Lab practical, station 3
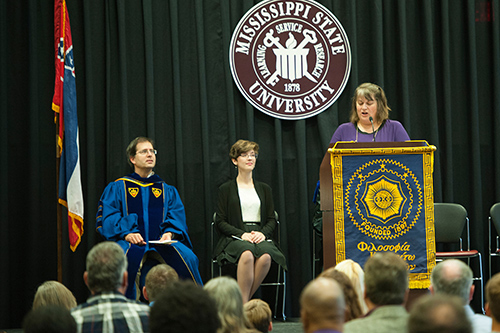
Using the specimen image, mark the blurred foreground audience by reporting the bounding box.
[300,277,345,333]
[430,259,490,333]
[244,299,273,333]
[485,272,500,332]
[143,263,179,306]
[408,294,472,333]
[150,280,220,333]
[32,280,77,310]
[204,276,259,333]
[23,305,76,333]
[71,241,150,332]
[344,252,409,333]
[334,259,368,314]
[319,267,363,322]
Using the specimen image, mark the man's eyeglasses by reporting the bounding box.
[136,149,157,155]
[240,153,258,159]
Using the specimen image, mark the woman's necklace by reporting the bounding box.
[356,123,379,142]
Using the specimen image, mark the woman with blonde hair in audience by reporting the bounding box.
[32,280,77,310]
[334,259,368,313]
[319,267,363,322]
[204,276,259,333]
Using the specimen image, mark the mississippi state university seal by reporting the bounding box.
[229,0,351,120]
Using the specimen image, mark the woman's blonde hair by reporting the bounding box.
[32,280,77,310]
[319,267,363,321]
[334,259,368,314]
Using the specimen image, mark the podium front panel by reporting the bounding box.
[328,142,436,288]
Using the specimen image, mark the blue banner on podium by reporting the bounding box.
[330,141,436,288]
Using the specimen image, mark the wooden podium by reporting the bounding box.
[319,141,436,288]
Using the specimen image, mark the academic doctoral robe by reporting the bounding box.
[96,173,202,299]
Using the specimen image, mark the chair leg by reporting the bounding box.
[271,264,286,321]
[489,220,492,280]
[478,252,484,314]
[281,270,286,321]
[312,230,316,278]
[273,264,280,317]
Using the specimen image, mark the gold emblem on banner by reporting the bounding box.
[346,159,422,240]
[128,188,139,198]
[363,176,405,222]
[152,188,162,198]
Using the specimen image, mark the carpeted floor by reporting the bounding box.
[272,318,303,333]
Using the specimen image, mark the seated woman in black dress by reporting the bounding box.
[214,139,287,303]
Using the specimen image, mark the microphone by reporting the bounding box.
[369,117,376,142]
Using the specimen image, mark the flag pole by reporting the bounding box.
[56,134,63,283]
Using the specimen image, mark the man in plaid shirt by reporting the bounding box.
[71,241,150,332]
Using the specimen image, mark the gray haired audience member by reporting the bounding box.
[150,280,220,333]
[32,280,77,310]
[204,276,259,333]
[408,294,472,333]
[71,241,150,332]
[142,263,179,305]
[23,305,76,333]
[244,299,273,333]
[430,259,491,333]
[485,272,500,332]
[344,252,409,333]
[300,277,345,333]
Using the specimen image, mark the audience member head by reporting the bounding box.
[408,294,472,333]
[23,305,76,333]
[32,280,77,310]
[430,259,473,305]
[143,263,179,303]
[204,276,255,333]
[319,267,363,321]
[150,280,220,333]
[229,139,259,160]
[84,241,128,295]
[350,82,391,124]
[300,277,345,333]
[126,136,155,168]
[486,272,500,325]
[334,258,367,313]
[244,299,272,333]
[364,252,408,308]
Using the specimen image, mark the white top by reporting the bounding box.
[238,187,261,222]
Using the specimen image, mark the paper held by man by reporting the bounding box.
[149,240,178,245]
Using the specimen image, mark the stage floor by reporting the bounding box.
[273,318,302,333]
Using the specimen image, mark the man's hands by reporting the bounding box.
[125,233,146,245]
[159,232,173,242]
[125,232,173,245]
[241,231,265,243]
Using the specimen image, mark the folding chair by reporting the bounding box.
[434,203,484,312]
[211,211,286,320]
[488,203,500,278]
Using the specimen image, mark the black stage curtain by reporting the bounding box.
[1,0,500,328]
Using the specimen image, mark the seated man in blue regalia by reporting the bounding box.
[96,136,202,300]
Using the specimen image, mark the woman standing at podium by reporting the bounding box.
[214,139,287,303]
[313,83,411,254]
[330,83,410,143]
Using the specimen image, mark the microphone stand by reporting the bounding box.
[369,117,376,142]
